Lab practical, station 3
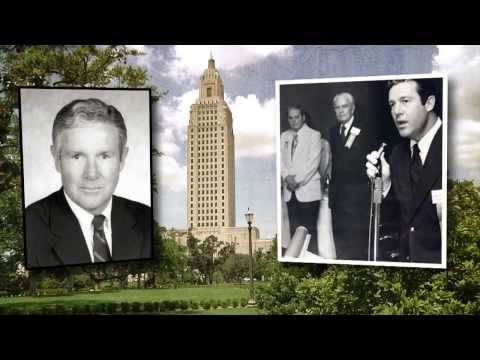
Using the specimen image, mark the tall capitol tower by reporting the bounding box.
[187,55,235,231]
[176,56,271,254]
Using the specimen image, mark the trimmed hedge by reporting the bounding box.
[0,298,247,315]
[106,302,118,314]
[131,302,142,313]
[144,302,154,313]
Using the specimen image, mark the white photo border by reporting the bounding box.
[275,73,448,269]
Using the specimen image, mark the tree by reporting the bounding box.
[257,180,480,315]
[221,253,250,283]
[0,45,163,293]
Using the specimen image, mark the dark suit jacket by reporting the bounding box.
[387,126,442,263]
[328,118,378,225]
[25,189,152,269]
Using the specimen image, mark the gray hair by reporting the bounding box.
[52,98,127,155]
[332,92,355,106]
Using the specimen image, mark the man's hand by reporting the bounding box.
[366,150,391,191]
[285,175,298,191]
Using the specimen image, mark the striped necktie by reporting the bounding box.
[92,215,111,262]
[291,133,298,160]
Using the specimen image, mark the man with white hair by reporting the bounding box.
[329,92,378,260]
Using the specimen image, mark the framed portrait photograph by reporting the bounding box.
[276,74,447,269]
[19,87,153,269]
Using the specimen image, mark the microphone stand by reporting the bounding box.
[368,143,386,262]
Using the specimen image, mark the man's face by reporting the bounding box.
[388,81,433,141]
[334,95,355,124]
[287,107,305,131]
[52,122,128,215]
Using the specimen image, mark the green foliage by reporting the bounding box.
[131,302,141,313]
[0,45,165,294]
[81,304,92,315]
[221,254,250,283]
[187,234,224,284]
[190,300,199,310]
[256,180,480,315]
[143,301,154,313]
[94,303,106,314]
[120,302,131,314]
[105,302,118,314]
[200,300,211,310]
[179,299,189,310]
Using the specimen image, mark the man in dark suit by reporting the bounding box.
[25,98,152,269]
[329,92,378,260]
[366,78,443,264]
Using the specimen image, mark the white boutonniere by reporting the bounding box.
[345,126,361,149]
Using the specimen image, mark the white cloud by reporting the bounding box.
[155,155,187,192]
[434,45,464,71]
[227,94,276,158]
[157,89,198,157]
[157,89,276,160]
[165,45,291,81]
[432,46,480,181]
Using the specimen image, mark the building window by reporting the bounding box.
[207,87,212,97]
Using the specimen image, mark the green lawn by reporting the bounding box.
[0,286,261,314]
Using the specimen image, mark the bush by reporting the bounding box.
[102,282,121,291]
[200,300,211,310]
[212,271,225,283]
[73,273,94,289]
[232,299,239,308]
[106,302,118,314]
[6,307,21,315]
[37,288,70,297]
[144,302,154,313]
[158,301,167,312]
[131,302,142,313]
[240,298,248,307]
[120,302,131,314]
[71,305,81,315]
[41,305,55,315]
[82,304,92,315]
[38,276,66,290]
[163,300,178,311]
[190,301,199,310]
[152,301,160,312]
[94,303,106,314]
[55,304,67,315]
[179,300,189,311]
[222,299,231,308]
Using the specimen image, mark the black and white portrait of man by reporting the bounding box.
[277,74,447,269]
[20,88,153,269]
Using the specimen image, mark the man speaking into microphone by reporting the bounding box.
[366,78,443,264]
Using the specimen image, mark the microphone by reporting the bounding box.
[372,143,387,204]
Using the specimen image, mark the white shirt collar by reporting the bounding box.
[64,190,113,262]
[340,116,354,134]
[410,117,442,164]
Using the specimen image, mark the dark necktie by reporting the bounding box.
[340,125,347,141]
[410,143,422,187]
[291,133,298,160]
[92,215,111,262]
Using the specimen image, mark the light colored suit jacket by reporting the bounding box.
[281,124,322,202]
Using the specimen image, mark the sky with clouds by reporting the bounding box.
[128,45,480,238]
[433,45,480,182]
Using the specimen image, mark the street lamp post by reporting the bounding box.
[244,208,255,306]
